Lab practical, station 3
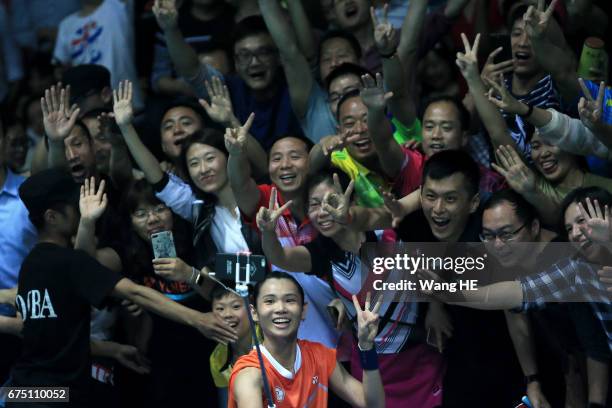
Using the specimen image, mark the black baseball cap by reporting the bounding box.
[61,64,111,104]
[19,169,80,218]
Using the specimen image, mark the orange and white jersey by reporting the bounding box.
[228,339,337,408]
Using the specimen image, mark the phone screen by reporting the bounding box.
[151,231,177,259]
[488,34,513,63]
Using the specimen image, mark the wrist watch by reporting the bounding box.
[525,373,539,385]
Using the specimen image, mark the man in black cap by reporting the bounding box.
[7,169,238,407]
[61,64,113,116]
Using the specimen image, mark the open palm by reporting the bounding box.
[113,80,134,127]
[41,84,80,142]
[79,177,108,223]
[200,76,237,126]
[578,198,611,243]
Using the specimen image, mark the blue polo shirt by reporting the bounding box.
[0,168,37,316]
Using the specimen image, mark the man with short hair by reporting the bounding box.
[226,121,339,348]
[398,150,524,407]
[154,0,302,150]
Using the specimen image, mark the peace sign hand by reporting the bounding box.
[578,79,607,132]
[491,145,537,195]
[486,74,527,115]
[524,0,558,39]
[320,132,350,156]
[224,113,254,156]
[353,292,382,351]
[578,197,612,243]
[456,33,481,83]
[371,4,399,57]
[256,187,293,232]
[321,173,355,225]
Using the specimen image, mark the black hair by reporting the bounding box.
[210,284,247,304]
[29,202,73,230]
[253,271,305,307]
[120,179,194,280]
[325,62,371,92]
[335,88,362,121]
[421,95,471,131]
[504,3,529,30]
[319,29,362,62]
[306,168,352,199]
[232,16,271,49]
[422,150,480,197]
[178,128,228,202]
[270,134,314,155]
[160,97,210,129]
[483,189,538,225]
[559,187,612,237]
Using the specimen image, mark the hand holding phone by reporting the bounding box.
[151,231,177,259]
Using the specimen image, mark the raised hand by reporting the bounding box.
[491,145,537,195]
[352,292,382,350]
[79,177,108,223]
[152,0,178,31]
[321,173,355,225]
[578,79,608,132]
[486,74,528,115]
[112,80,134,127]
[523,0,558,39]
[256,187,293,232]
[97,112,123,146]
[480,47,514,87]
[199,76,238,126]
[370,4,399,57]
[577,197,611,243]
[41,84,80,143]
[456,33,481,83]
[224,113,254,156]
[381,190,405,229]
[360,73,393,111]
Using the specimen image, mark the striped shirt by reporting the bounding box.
[518,257,612,352]
[502,74,561,160]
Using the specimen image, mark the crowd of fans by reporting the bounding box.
[0,0,611,407]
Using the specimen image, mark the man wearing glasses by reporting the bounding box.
[153,0,303,150]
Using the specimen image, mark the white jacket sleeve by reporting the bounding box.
[537,109,612,160]
[155,172,197,221]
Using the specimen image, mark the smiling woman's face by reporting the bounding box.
[186,142,229,195]
[530,133,576,183]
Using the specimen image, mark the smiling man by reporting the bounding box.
[227,130,342,349]
[154,1,302,150]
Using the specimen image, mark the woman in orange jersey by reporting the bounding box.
[228,272,385,408]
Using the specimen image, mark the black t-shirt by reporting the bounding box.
[11,243,122,404]
[397,210,524,407]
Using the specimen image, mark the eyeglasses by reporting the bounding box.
[132,204,169,221]
[234,47,278,66]
[479,222,528,243]
[327,86,360,105]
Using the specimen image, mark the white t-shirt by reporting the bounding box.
[210,206,249,254]
[53,0,144,109]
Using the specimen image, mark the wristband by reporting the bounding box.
[358,345,378,371]
[520,104,534,119]
[524,374,539,385]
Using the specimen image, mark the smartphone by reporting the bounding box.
[215,253,266,284]
[488,33,513,62]
[151,231,177,259]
